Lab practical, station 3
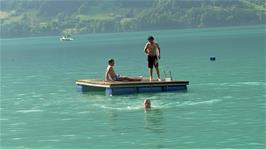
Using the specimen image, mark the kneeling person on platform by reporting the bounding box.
[105,59,142,82]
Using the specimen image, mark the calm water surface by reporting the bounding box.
[1,25,265,149]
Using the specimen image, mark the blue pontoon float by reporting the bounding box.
[75,79,189,96]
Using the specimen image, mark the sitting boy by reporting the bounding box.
[105,59,142,82]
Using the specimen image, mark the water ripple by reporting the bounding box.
[61,134,76,137]
[38,139,61,142]
[196,81,265,87]
[16,109,43,113]
[11,138,22,140]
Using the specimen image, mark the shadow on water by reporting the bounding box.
[144,108,164,134]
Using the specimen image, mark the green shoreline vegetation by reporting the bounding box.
[0,0,265,38]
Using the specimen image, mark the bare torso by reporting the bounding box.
[105,65,116,81]
[144,42,160,56]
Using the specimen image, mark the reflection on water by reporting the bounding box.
[144,108,164,134]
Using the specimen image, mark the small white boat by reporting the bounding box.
[60,36,74,41]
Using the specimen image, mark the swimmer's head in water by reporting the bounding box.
[144,99,151,108]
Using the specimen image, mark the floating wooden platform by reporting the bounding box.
[75,79,189,96]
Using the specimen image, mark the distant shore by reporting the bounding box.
[1,24,265,39]
[1,0,265,39]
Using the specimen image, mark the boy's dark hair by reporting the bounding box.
[108,59,114,65]
[147,36,154,41]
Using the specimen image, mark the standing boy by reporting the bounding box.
[144,36,161,81]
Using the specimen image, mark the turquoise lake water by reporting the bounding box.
[1,25,265,149]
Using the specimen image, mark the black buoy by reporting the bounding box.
[210,57,216,61]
